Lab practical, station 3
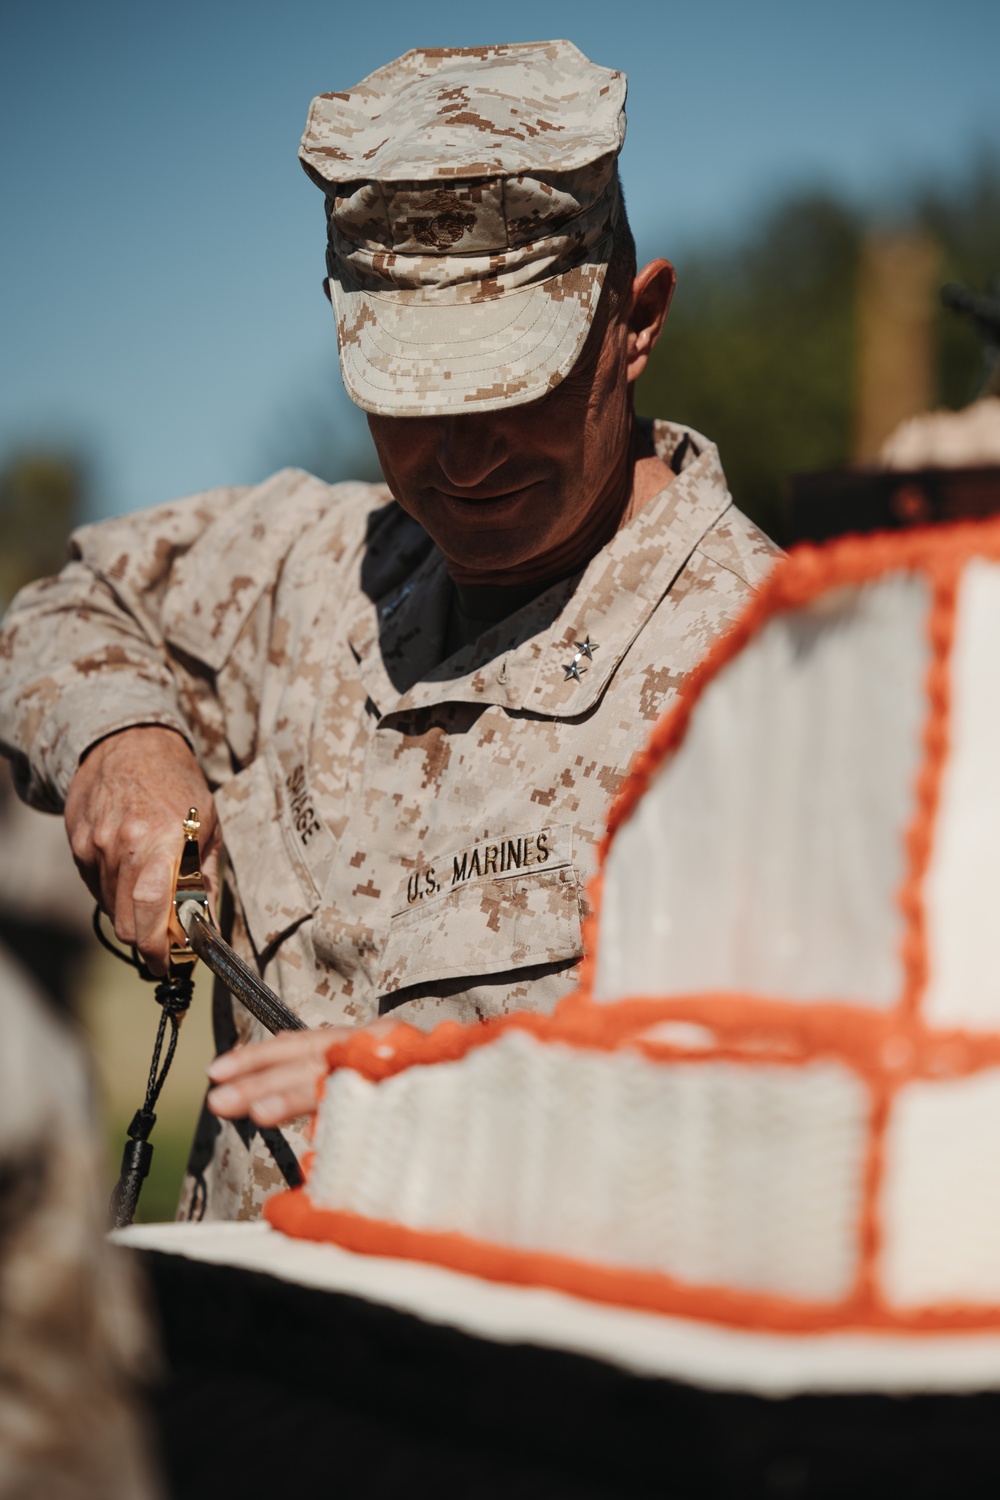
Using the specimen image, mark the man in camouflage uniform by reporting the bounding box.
[0,41,777,1220]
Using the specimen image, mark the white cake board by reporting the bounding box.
[113,1220,1000,1398]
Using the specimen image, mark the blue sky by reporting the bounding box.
[3,0,999,519]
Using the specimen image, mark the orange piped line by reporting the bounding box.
[849,562,959,1312]
[264,1192,1000,1337]
[853,1071,895,1315]
[321,990,1000,1087]
[898,569,958,1023]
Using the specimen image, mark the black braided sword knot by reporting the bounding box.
[97,908,195,1229]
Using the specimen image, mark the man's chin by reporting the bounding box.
[443,547,540,584]
[423,491,553,568]
[433,480,545,526]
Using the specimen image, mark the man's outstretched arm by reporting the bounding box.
[0,488,245,967]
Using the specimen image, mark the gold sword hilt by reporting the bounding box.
[168,807,209,972]
[166,807,305,1033]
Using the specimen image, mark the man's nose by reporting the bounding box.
[436,416,508,489]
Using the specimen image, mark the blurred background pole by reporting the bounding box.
[851,230,940,464]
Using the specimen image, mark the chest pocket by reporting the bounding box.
[375,823,583,999]
[214,749,318,958]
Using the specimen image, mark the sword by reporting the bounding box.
[169,808,306,1035]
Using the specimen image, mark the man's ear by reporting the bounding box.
[625,259,676,384]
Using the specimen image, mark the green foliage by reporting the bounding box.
[0,452,83,610]
[921,157,1000,407]
[636,164,1000,544]
[636,195,861,543]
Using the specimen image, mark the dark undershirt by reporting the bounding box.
[444,579,550,658]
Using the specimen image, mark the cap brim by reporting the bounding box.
[330,258,608,417]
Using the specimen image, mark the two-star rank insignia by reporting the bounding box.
[563,635,600,683]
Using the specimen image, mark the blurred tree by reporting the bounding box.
[637,161,1000,543]
[921,154,1000,405]
[0,449,91,1011]
[0,451,84,611]
[636,193,861,543]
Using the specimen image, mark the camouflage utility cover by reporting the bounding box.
[300,41,627,416]
[0,423,777,1219]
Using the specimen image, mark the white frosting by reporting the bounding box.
[882,1069,1000,1305]
[310,1030,869,1302]
[879,398,1000,470]
[922,559,1000,1027]
[595,572,929,1008]
[113,1221,1000,1396]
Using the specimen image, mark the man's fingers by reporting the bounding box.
[68,814,121,922]
[67,841,102,905]
[207,1029,339,1082]
[132,848,180,974]
[207,1058,329,1126]
[111,847,141,946]
[205,1020,400,1125]
[201,843,221,920]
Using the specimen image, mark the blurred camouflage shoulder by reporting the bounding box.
[0,945,162,1498]
[67,469,395,606]
[696,502,783,589]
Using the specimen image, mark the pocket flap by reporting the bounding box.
[376,823,582,997]
[214,751,318,957]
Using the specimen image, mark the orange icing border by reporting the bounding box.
[264,515,1000,1333]
[266,1191,1000,1336]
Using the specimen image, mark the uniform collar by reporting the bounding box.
[348,422,732,721]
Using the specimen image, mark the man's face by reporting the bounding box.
[367,292,634,588]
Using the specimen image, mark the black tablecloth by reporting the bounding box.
[138,1247,1000,1500]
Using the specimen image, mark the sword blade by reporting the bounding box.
[177,900,306,1034]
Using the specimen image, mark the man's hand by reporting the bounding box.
[65,725,220,975]
[206,1021,395,1127]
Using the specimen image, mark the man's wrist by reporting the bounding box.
[77,722,194,770]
